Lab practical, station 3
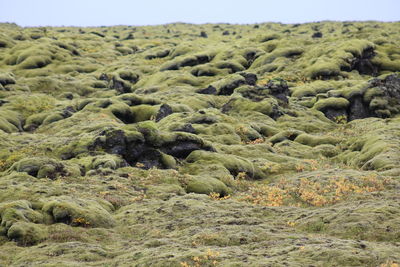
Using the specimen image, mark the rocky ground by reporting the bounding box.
[0,21,400,266]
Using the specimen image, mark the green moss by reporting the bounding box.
[19,55,52,69]
[294,133,340,147]
[306,59,342,79]
[185,176,230,196]
[257,33,281,42]
[369,97,388,110]
[223,97,274,116]
[115,46,134,55]
[5,93,56,119]
[186,150,265,180]
[214,60,246,73]
[342,39,375,57]
[108,102,135,123]
[313,97,349,111]
[191,65,222,77]
[0,200,44,228]
[363,87,385,102]
[291,80,338,98]
[42,196,115,228]
[268,130,303,144]
[0,33,15,48]
[160,52,214,71]
[372,50,400,72]
[9,157,68,179]
[211,74,245,95]
[251,47,304,68]
[90,154,127,170]
[160,153,177,169]
[0,117,19,133]
[7,222,47,246]
[42,113,64,125]
[130,105,158,122]
[313,144,340,157]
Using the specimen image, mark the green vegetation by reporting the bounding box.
[0,21,400,266]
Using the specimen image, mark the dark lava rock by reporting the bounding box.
[347,95,371,121]
[270,105,285,120]
[312,32,323,38]
[350,47,379,76]
[173,124,196,134]
[160,141,205,159]
[61,106,76,118]
[222,31,230,36]
[218,79,246,95]
[196,86,217,95]
[239,87,271,102]
[352,48,379,75]
[155,104,173,122]
[99,73,109,81]
[95,129,129,156]
[196,55,210,64]
[239,72,258,86]
[244,51,260,66]
[98,100,113,109]
[110,77,131,94]
[0,76,16,86]
[64,92,74,100]
[264,79,290,104]
[162,54,212,71]
[136,148,166,169]
[145,50,170,60]
[200,31,208,38]
[324,108,348,121]
[93,128,213,169]
[119,72,139,84]
[123,33,135,40]
[0,100,9,106]
[114,109,135,124]
[323,74,400,122]
[191,68,217,77]
[234,78,289,107]
[90,32,105,38]
[180,57,198,67]
[370,73,400,99]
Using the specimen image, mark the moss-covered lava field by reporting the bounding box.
[0,21,400,266]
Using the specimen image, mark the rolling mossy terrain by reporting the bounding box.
[0,21,400,266]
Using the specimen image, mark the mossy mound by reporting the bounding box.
[42,196,115,228]
[186,150,265,180]
[9,157,78,179]
[0,109,22,133]
[0,200,46,245]
[4,40,75,70]
[294,133,340,147]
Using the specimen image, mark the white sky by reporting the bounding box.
[0,0,399,27]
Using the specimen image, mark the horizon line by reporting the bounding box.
[1,19,399,28]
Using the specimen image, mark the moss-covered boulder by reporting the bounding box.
[294,133,340,147]
[0,200,46,245]
[42,196,115,228]
[186,150,265,180]
[7,222,47,246]
[185,176,230,196]
[9,157,72,179]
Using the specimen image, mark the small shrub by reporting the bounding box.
[180,249,220,267]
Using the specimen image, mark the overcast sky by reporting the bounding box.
[1,0,399,27]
